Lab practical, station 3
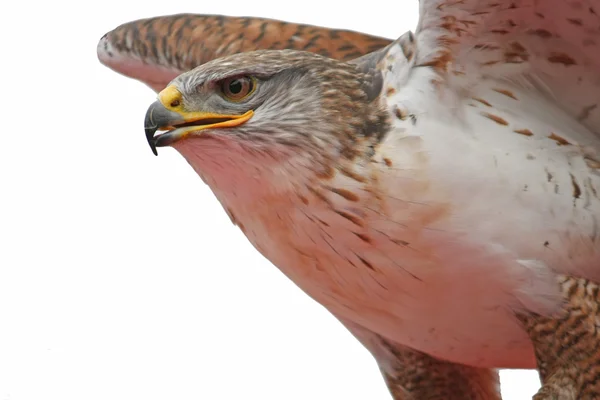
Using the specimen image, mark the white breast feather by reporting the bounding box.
[376,0,600,316]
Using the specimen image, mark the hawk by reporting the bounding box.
[99,2,600,398]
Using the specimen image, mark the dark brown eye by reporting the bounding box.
[221,76,255,101]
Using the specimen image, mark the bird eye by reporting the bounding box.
[221,76,256,101]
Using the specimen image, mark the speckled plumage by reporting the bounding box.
[519,277,600,399]
[100,3,600,399]
[97,14,391,91]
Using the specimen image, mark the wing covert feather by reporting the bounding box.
[416,0,600,137]
[98,14,391,92]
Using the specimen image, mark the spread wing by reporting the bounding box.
[97,14,391,92]
[357,0,600,284]
[416,0,600,138]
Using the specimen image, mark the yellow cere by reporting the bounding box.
[157,85,254,136]
[158,85,183,111]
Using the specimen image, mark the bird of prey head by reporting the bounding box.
[145,49,390,188]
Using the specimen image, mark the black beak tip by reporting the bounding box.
[145,127,159,156]
[150,142,158,156]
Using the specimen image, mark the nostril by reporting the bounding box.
[170,100,180,107]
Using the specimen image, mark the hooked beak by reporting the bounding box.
[144,85,254,155]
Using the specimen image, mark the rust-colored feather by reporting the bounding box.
[98,14,391,91]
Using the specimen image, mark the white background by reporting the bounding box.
[0,0,541,399]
